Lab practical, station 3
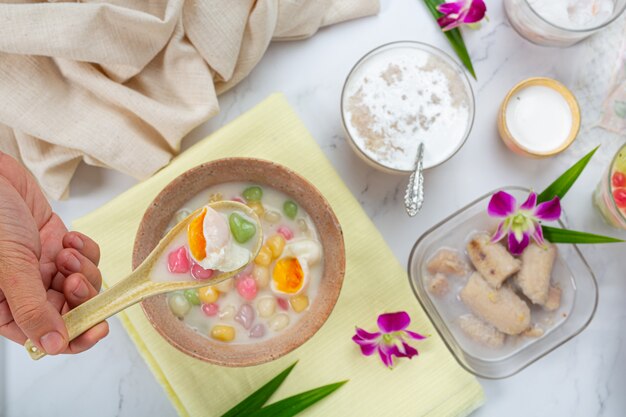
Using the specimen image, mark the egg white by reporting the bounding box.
[191,207,250,272]
[283,239,322,266]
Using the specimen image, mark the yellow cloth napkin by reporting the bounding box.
[74,94,484,417]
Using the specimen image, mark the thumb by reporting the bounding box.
[0,251,68,354]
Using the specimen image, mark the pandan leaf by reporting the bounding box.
[221,362,298,417]
[543,226,623,244]
[538,146,599,203]
[422,0,477,79]
[247,381,348,417]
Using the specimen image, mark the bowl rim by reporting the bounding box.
[407,185,599,379]
[521,0,626,34]
[339,40,476,174]
[133,157,346,367]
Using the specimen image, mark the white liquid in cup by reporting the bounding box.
[505,85,573,153]
[342,44,472,171]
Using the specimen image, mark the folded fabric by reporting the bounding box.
[0,0,379,199]
[74,94,484,417]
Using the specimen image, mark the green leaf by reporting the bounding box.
[537,146,599,203]
[422,0,477,79]
[221,361,298,417]
[247,381,348,417]
[543,226,623,244]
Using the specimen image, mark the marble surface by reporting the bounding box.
[3,1,626,416]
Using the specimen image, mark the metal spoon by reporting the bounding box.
[24,201,263,360]
[404,142,425,217]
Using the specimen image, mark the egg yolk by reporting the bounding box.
[188,207,207,261]
[272,257,304,294]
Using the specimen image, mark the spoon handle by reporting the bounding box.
[24,270,150,360]
[404,142,425,217]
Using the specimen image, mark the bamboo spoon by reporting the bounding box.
[24,201,263,360]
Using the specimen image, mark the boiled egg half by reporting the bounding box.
[271,239,321,296]
[187,206,251,272]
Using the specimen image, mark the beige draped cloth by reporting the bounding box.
[0,0,379,199]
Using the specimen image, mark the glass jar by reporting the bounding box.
[497,77,580,157]
[504,0,626,47]
[340,41,475,174]
[408,187,598,378]
[593,143,626,229]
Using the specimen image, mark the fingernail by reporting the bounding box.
[40,331,64,354]
[72,279,89,299]
[64,253,81,272]
[69,234,84,250]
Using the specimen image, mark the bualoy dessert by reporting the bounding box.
[426,232,567,351]
[164,183,323,344]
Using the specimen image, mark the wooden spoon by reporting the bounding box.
[24,201,263,360]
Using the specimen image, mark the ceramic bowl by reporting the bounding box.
[133,158,345,366]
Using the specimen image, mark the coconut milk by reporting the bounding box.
[505,85,573,153]
[343,44,472,171]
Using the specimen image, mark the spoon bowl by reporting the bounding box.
[24,201,263,360]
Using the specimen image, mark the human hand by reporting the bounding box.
[0,152,109,355]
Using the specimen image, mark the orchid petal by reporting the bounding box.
[508,231,530,255]
[531,224,545,246]
[534,197,561,221]
[491,219,510,243]
[354,312,425,368]
[377,311,411,333]
[352,336,379,356]
[461,0,487,23]
[395,339,407,355]
[352,333,376,345]
[437,0,465,15]
[512,224,524,243]
[400,342,419,359]
[437,0,487,30]
[380,342,418,362]
[525,216,536,230]
[404,330,427,340]
[437,15,462,31]
[355,327,381,341]
[378,344,398,368]
[378,346,394,368]
[520,192,538,210]
[488,191,517,217]
[359,344,378,356]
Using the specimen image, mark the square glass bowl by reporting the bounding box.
[408,186,598,379]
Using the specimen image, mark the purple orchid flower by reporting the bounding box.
[488,191,561,255]
[352,311,426,368]
[437,0,487,32]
